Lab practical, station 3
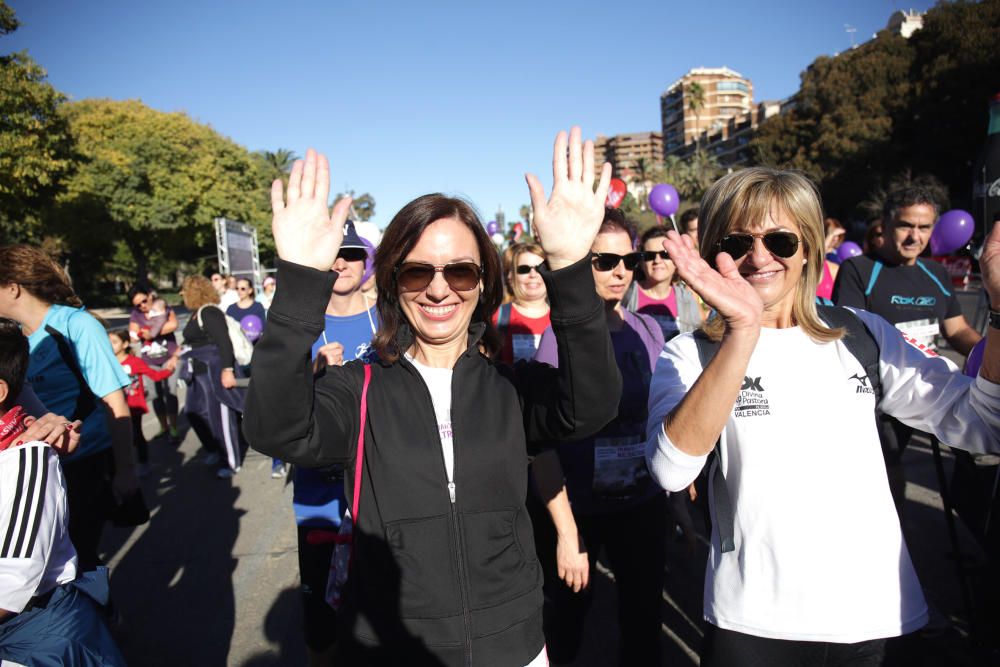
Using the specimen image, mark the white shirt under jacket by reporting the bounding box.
[645,308,1000,643]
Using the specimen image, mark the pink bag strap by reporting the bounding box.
[351,364,371,522]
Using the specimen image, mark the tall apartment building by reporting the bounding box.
[661,67,753,157]
[593,131,664,183]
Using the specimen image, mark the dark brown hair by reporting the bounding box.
[373,194,503,362]
[0,245,82,307]
[600,208,637,243]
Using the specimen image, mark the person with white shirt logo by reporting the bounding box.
[645,168,1000,666]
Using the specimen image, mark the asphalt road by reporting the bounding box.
[93,307,997,666]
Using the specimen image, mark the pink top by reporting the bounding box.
[817,260,835,300]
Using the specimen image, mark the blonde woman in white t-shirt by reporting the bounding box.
[645,167,1000,666]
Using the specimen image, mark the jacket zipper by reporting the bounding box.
[405,357,474,664]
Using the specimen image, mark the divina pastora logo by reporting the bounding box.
[735,376,770,417]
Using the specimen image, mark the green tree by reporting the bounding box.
[752,0,1000,221]
[53,99,273,285]
[0,1,74,242]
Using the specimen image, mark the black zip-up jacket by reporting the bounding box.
[245,256,621,666]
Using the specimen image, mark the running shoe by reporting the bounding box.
[216,466,240,479]
[198,451,221,466]
[168,426,181,445]
[271,461,287,479]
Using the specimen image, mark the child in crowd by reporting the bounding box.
[0,319,126,665]
[109,329,173,476]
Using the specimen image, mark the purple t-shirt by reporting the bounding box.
[129,302,178,363]
[533,310,665,515]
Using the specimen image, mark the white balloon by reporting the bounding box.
[491,233,505,245]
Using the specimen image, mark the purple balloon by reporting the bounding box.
[648,184,680,217]
[486,220,499,236]
[930,209,975,256]
[240,314,263,342]
[360,237,375,285]
[836,241,862,262]
[964,338,985,378]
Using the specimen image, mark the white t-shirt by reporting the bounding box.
[407,356,455,498]
[0,441,77,613]
[645,309,1000,643]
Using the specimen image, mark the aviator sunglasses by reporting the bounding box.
[591,252,644,272]
[396,261,483,292]
[716,231,799,261]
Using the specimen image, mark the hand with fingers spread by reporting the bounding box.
[271,148,354,271]
[660,230,763,333]
[525,126,612,271]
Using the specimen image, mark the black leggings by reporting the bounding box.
[701,625,886,667]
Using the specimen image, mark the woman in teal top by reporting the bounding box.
[0,244,136,571]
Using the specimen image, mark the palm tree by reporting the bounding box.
[262,148,299,175]
[634,157,652,211]
[687,82,706,149]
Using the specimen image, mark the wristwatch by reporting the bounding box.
[990,309,1000,330]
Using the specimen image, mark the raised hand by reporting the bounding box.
[525,127,612,271]
[270,149,353,272]
[661,231,763,332]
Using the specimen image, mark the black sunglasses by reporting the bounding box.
[396,262,482,292]
[337,247,368,263]
[515,264,543,275]
[643,250,671,261]
[591,252,643,272]
[717,231,799,260]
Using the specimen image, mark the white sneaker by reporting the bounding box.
[216,467,240,479]
[271,463,287,479]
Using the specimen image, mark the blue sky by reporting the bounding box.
[7,0,935,229]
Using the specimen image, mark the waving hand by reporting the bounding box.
[271,149,353,271]
[661,231,763,333]
[525,127,612,271]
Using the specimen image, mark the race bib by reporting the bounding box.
[593,434,651,501]
[511,333,541,362]
[896,318,938,350]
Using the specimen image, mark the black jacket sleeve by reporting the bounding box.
[201,306,235,369]
[242,259,362,467]
[832,257,868,310]
[513,255,622,449]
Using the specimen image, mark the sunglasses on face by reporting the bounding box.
[515,264,542,275]
[237,286,252,291]
[716,231,800,260]
[396,262,482,292]
[591,252,643,272]
[132,296,150,307]
[337,247,368,263]
[643,250,671,262]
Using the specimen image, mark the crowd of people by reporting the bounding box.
[0,126,998,667]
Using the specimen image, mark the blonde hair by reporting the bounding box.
[180,275,220,310]
[698,168,842,344]
[503,242,546,305]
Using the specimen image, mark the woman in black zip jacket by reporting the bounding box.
[245,128,622,666]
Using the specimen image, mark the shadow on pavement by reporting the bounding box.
[102,416,243,667]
